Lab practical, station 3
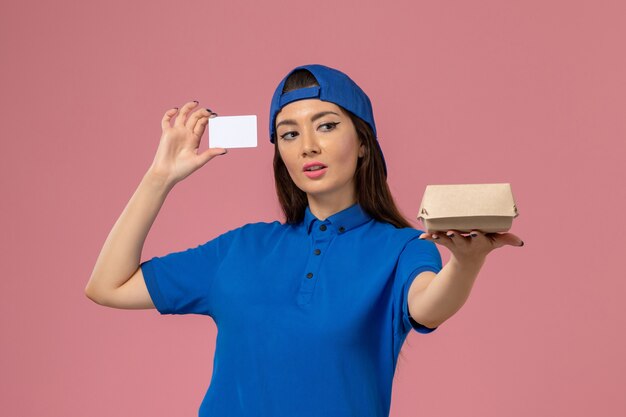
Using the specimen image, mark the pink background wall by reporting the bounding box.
[1,0,624,416]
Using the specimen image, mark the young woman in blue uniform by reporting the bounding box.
[86,64,524,417]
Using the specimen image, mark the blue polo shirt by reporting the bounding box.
[140,202,443,417]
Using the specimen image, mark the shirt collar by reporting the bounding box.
[303,202,373,235]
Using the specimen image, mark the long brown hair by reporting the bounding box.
[272,69,413,230]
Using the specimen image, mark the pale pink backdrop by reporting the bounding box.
[1,0,624,416]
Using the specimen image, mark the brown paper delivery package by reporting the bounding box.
[417,183,519,234]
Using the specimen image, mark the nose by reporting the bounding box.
[300,127,320,156]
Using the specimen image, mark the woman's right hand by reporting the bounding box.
[147,101,227,186]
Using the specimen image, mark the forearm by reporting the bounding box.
[85,171,174,298]
[412,256,485,328]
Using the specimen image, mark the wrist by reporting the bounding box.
[143,169,176,193]
[449,254,486,271]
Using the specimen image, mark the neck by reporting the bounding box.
[307,193,357,221]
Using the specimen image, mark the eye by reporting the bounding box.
[320,122,340,131]
[279,131,297,141]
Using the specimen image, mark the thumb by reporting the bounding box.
[494,232,524,247]
[199,148,228,166]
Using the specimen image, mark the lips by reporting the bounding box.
[303,161,328,172]
[303,166,327,178]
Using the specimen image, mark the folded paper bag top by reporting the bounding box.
[417,183,519,234]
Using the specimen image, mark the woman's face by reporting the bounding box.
[276,99,365,206]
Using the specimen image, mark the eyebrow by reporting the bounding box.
[276,111,340,130]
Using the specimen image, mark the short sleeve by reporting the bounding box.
[393,235,443,336]
[140,228,238,316]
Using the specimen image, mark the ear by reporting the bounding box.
[358,142,365,158]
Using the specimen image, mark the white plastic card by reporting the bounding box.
[208,115,258,148]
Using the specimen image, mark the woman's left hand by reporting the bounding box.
[419,230,524,265]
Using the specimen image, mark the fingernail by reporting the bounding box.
[206,108,213,112]
[519,240,524,247]
[221,149,228,155]
[193,100,199,103]
[447,233,454,238]
[432,234,439,239]
[470,233,478,237]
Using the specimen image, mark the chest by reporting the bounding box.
[210,234,397,343]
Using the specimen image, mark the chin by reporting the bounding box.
[303,182,350,199]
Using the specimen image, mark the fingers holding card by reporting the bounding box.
[208,115,258,149]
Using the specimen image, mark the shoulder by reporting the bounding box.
[369,219,426,245]
[240,219,291,233]
[223,219,293,241]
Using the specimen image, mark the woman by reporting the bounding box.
[85,64,524,417]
